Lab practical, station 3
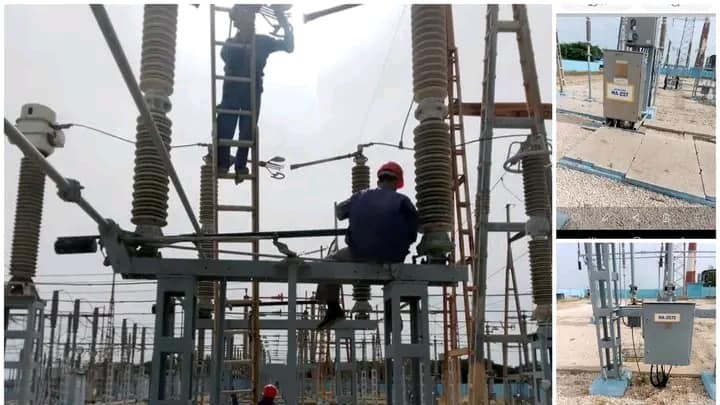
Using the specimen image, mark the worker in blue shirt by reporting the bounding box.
[316,161,419,329]
[217,4,294,184]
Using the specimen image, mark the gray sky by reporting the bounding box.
[558,15,716,63]
[557,243,716,290]
[4,4,552,361]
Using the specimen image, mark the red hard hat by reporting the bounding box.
[263,384,278,399]
[377,161,404,189]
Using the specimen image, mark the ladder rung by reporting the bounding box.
[453,124,463,131]
[215,74,251,83]
[494,117,534,129]
[218,172,256,181]
[224,359,252,364]
[217,204,254,212]
[458,202,469,208]
[454,148,465,155]
[221,389,252,394]
[218,139,254,148]
[216,108,252,116]
[497,20,521,33]
[461,229,472,235]
[214,40,249,49]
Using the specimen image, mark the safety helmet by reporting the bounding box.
[263,384,278,399]
[377,161,404,189]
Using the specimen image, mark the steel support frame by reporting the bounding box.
[4,295,45,405]
[383,281,433,405]
[150,276,197,405]
[335,329,358,404]
[585,243,624,380]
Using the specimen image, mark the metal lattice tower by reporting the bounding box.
[584,244,624,379]
[472,5,552,404]
[673,17,697,68]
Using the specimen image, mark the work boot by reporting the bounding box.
[317,302,345,329]
[234,167,250,184]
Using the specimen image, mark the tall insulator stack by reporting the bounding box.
[9,157,46,287]
[198,153,217,304]
[411,5,453,260]
[520,138,552,321]
[8,104,65,296]
[130,5,178,237]
[351,152,371,319]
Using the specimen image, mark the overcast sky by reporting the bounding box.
[4,4,551,362]
[558,14,716,64]
[557,243,716,290]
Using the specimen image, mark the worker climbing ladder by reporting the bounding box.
[472,5,552,405]
[209,5,262,404]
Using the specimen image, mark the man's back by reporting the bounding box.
[222,34,287,92]
[346,188,418,263]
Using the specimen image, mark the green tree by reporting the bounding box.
[559,42,603,61]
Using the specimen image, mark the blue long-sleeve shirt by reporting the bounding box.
[337,187,419,263]
[221,34,292,94]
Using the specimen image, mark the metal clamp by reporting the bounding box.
[57,178,84,203]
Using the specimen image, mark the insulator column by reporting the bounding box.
[8,103,64,295]
[130,5,178,237]
[520,138,552,320]
[198,152,217,308]
[411,5,453,261]
[351,153,372,319]
[9,157,46,286]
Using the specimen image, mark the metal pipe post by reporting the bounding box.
[586,17,593,101]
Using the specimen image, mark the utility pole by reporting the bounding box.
[586,17,593,101]
[71,299,80,369]
[89,307,99,401]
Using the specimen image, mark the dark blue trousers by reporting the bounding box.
[216,81,261,171]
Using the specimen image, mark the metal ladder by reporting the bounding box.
[444,8,476,404]
[556,31,566,93]
[209,5,262,404]
[472,5,551,405]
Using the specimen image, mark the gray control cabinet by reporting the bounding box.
[625,17,659,47]
[642,302,695,365]
[603,50,647,122]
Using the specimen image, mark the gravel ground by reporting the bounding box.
[557,370,714,405]
[557,167,715,229]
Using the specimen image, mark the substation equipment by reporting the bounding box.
[4,104,65,405]
[603,17,665,129]
[4,4,553,405]
[581,243,715,398]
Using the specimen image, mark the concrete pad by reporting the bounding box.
[564,127,643,174]
[626,132,705,199]
[589,370,632,397]
[695,140,716,200]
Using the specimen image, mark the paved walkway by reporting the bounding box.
[559,127,715,206]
